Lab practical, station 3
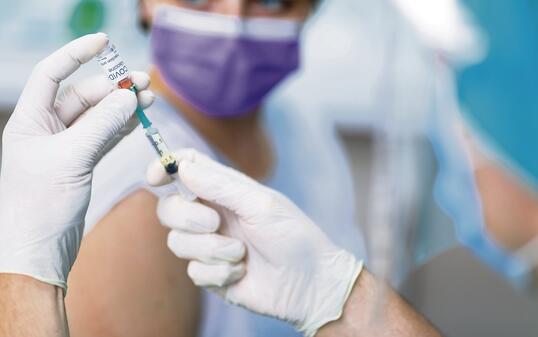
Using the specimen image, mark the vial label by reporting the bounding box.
[97,44,133,89]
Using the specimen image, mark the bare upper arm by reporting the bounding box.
[66,189,200,337]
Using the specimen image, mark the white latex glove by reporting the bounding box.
[147,149,363,337]
[0,33,155,289]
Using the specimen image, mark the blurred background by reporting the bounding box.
[0,0,537,336]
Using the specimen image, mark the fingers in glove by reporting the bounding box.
[18,33,109,118]
[147,149,243,187]
[168,230,246,264]
[158,194,220,233]
[64,89,137,166]
[147,148,277,219]
[136,88,156,109]
[178,151,276,218]
[188,260,246,288]
[95,114,140,164]
[55,71,153,126]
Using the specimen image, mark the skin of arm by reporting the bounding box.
[0,274,68,337]
[65,190,200,337]
[475,162,538,251]
[316,270,442,337]
[464,129,538,251]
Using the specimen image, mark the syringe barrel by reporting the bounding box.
[96,42,133,89]
[145,128,177,171]
[145,128,197,201]
[145,127,168,158]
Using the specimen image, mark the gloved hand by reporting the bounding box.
[0,33,154,290]
[147,149,363,337]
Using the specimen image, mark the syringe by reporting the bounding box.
[96,41,196,201]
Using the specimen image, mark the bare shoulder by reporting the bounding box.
[66,189,200,337]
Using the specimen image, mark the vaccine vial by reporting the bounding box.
[96,42,134,89]
[95,41,152,128]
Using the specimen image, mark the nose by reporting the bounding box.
[212,0,247,17]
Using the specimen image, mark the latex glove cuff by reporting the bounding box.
[297,251,363,337]
[0,222,82,290]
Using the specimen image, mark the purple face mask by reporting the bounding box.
[150,5,302,118]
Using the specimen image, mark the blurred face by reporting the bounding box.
[146,0,310,118]
[140,0,313,25]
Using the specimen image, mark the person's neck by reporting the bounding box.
[150,68,273,180]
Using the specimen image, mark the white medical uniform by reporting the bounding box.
[85,94,366,337]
